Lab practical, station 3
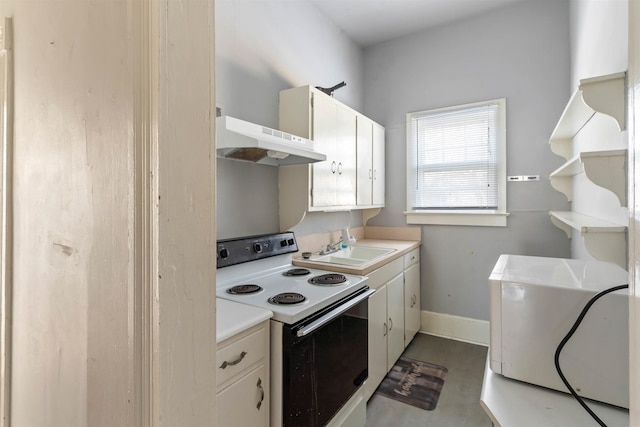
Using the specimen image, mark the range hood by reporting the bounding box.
[216,116,327,166]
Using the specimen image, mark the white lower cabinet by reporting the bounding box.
[403,248,421,347]
[216,321,269,427]
[217,364,268,427]
[365,258,405,400]
[365,248,422,400]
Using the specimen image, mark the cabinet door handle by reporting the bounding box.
[383,322,388,336]
[388,317,393,331]
[337,162,343,175]
[256,377,265,410]
[331,161,337,173]
[369,169,373,179]
[219,351,247,369]
[374,169,377,180]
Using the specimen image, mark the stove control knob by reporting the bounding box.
[280,239,288,247]
[288,238,295,246]
[219,248,229,259]
[253,243,263,253]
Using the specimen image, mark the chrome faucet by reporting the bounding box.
[319,238,343,255]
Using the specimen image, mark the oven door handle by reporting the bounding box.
[296,288,375,337]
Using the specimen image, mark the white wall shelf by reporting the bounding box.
[549,72,626,160]
[549,211,627,267]
[547,71,628,268]
[549,149,627,206]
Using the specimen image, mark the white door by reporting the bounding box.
[0,2,217,426]
[372,123,386,206]
[366,285,388,400]
[404,262,420,347]
[311,93,339,207]
[356,115,373,206]
[217,364,269,427]
[386,273,405,371]
[628,0,640,423]
[335,105,357,206]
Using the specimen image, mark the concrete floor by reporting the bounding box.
[366,333,492,427]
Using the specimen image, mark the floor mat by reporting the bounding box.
[375,356,448,411]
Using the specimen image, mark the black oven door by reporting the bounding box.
[281,287,374,427]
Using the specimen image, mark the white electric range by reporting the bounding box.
[216,232,371,427]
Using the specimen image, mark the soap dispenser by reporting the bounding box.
[341,228,356,247]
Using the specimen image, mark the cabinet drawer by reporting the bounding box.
[217,326,267,387]
[403,248,420,269]
[367,257,403,290]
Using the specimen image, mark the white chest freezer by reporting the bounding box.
[489,254,629,408]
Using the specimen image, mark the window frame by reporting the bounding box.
[405,98,508,227]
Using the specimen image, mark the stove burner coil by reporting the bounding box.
[308,273,347,286]
[283,268,311,277]
[226,284,263,295]
[268,292,306,305]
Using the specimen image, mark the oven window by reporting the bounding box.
[282,296,369,427]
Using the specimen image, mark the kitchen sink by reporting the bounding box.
[309,246,396,266]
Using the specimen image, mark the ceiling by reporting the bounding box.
[308,0,528,47]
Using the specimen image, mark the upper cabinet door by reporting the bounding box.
[335,105,357,206]
[356,115,373,206]
[372,122,385,206]
[311,93,340,207]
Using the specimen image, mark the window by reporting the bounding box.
[406,98,508,226]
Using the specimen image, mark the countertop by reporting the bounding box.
[292,239,421,276]
[480,358,628,426]
[216,298,273,343]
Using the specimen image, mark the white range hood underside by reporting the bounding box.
[216,115,326,166]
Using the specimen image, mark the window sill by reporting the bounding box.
[405,211,509,227]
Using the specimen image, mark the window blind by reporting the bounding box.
[409,102,500,210]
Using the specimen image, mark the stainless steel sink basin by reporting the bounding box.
[308,246,396,266]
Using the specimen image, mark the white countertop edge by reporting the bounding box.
[216,298,273,343]
[480,357,628,426]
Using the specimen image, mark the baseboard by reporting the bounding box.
[420,310,489,347]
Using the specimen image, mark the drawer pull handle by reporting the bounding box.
[219,351,247,369]
[257,377,265,410]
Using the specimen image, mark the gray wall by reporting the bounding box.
[362,0,572,320]
[215,0,364,239]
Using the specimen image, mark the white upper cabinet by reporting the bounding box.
[311,94,357,207]
[278,86,385,230]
